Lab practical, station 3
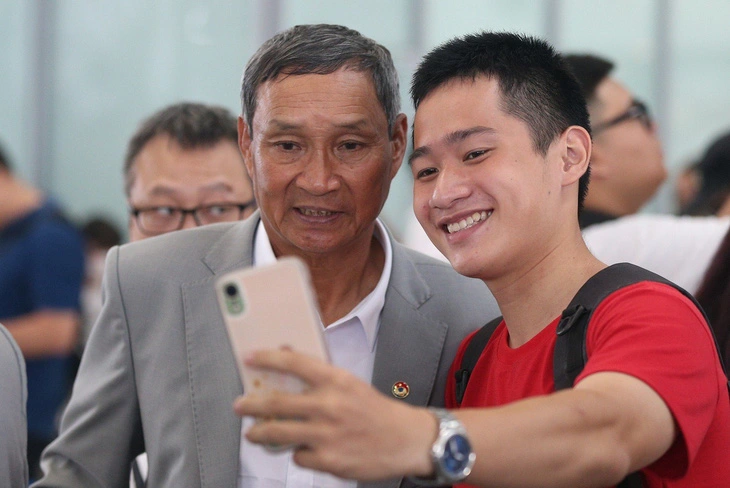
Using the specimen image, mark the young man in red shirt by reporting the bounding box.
[235,32,730,487]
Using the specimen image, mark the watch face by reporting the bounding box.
[443,434,473,475]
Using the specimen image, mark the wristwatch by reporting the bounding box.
[412,408,476,485]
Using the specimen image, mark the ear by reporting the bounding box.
[585,135,609,180]
[238,116,254,178]
[561,125,591,187]
[389,113,408,180]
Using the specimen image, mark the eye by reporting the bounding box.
[152,206,176,217]
[274,141,299,151]
[465,149,489,161]
[340,141,362,151]
[416,167,439,179]
[205,205,229,216]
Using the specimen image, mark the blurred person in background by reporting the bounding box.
[695,212,730,367]
[124,101,256,488]
[582,127,730,293]
[566,54,728,294]
[124,102,257,243]
[564,53,666,228]
[681,130,730,217]
[79,216,122,347]
[674,160,702,213]
[0,140,84,481]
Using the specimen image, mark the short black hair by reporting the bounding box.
[563,54,614,104]
[82,217,122,249]
[684,130,730,216]
[124,102,239,196]
[411,31,591,209]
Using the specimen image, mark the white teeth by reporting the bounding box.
[302,208,333,217]
[446,210,492,234]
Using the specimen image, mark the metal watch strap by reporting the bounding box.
[409,408,475,486]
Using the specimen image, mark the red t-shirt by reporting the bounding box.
[446,282,730,487]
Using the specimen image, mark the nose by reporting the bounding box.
[296,148,341,195]
[180,212,198,230]
[429,165,471,209]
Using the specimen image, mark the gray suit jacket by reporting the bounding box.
[0,322,28,488]
[35,216,498,488]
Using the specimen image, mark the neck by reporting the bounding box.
[0,176,43,228]
[270,223,386,327]
[486,231,605,348]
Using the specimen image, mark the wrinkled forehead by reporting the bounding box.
[252,69,387,131]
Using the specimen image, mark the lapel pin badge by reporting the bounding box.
[392,381,410,399]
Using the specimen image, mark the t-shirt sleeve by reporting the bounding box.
[27,221,85,311]
[576,282,722,478]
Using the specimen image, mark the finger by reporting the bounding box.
[233,390,317,420]
[244,416,321,450]
[245,349,336,387]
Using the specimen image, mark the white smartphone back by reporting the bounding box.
[216,256,329,396]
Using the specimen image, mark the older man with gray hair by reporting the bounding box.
[34,24,497,488]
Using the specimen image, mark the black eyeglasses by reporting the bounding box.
[130,200,256,236]
[592,100,652,134]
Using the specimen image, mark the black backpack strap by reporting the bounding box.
[554,262,730,391]
[454,316,503,406]
[554,262,729,488]
[553,263,663,390]
[617,473,644,488]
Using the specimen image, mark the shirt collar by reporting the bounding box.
[252,219,393,352]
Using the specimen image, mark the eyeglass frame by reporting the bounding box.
[129,199,257,236]
[592,99,652,134]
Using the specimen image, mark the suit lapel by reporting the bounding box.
[182,216,258,488]
[360,240,448,488]
[183,221,444,488]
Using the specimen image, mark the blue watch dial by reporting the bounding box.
[444,434,472,474]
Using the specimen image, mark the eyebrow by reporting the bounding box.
[146,181,236,197]
[408,126,496,166]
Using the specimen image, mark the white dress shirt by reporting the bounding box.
[237,219,393,488]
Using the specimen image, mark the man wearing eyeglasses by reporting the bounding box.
[121,102,257,487]
[565,54,667,228]
[125,102,257,242]
[566,55,730,296]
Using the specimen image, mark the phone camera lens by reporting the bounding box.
[225,284,238,297]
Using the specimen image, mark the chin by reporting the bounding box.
[444,253,479,279]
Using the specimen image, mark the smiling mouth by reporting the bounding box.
[446,210,492,234]
[299,208,336,217]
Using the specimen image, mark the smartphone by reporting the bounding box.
[216,256,329,397]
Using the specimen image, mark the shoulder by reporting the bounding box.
[390,240,498,320]
[23,204,83,250]
[588,281,714,362]
[598,280,703,319]
[392,240,488,292]
[120,220,252,267]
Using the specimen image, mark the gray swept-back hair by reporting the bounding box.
[241,24,400,136]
